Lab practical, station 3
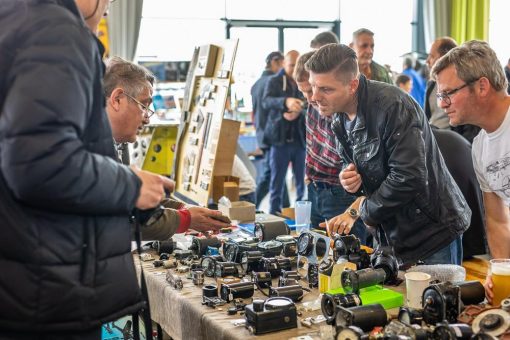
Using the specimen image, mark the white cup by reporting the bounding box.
[295,201,312,234]
[405,271,431,308]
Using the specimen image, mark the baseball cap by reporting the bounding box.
[265,51,284,64]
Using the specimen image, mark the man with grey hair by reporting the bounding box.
[104,57,231,240]
[306,44,470,266]
[432,41,510,267]
[310,31,339,49]
[349,28,393,84]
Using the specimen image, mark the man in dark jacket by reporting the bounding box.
[431,127,487,258]
[0,0,172,338]
[250,51,290,209]
[263,50,306,214]
[307,44,471,266]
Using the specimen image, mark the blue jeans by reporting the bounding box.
[256,150,290,209]
[421,235,463,265]
[240,191,256,204]
[269,144,306,214]
[308,182,367,245]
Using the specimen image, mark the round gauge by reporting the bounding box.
[254,223,264,241]
[223,244,238,263]
[264,297,293,310]
[200,256,221,277]
[297,232,314,256]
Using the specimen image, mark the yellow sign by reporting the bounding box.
[97,18,109,58]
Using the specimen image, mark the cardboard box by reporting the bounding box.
[219,201,255,223]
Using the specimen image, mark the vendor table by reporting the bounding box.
[136,255,406,340]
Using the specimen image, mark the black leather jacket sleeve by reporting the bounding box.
[0,14,140,215]
[360,100,427,226]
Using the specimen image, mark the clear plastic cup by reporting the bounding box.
[295,201,312,234]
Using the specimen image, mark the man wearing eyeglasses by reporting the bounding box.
[306,44,471,266]
[432,41,510,267]
[104,57,231,240]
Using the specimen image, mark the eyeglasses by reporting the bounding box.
[123,92,155,118]
[436,79,478,106]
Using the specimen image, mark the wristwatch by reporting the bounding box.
[348,208,359,219]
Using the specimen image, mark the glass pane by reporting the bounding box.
[339,0,413,73]
[225,0,339,21]
[284,28,332,55]
[136,18,225,61]
[229,27,279,114]
[142,0,224,19]
[489,0,510,66]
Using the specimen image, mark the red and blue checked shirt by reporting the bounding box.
[305,106,343,186]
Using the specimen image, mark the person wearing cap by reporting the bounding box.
[251,51,290,209]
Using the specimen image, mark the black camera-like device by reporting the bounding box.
[269,285,303,302]
[223,237,259,263]
[200,255,223,277]
[214,261,240,278]
[245,297,297,335]
[278,270,300,287]
[335,304,388,332]
[370,246,399,284]
[260,257,292,278]
[422,280,485,325]
[275,235,297,257]
[254,220,290,241]
[241,251,263,274]
[220,281,254,302]
[189,237,221,257]
[332,234,370,270]
[257,240,284,258]
[321,292,362,324]
[341,268,387,294]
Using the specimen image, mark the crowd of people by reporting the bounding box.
[0,0,509,337]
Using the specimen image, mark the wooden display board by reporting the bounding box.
[173,40,240,206]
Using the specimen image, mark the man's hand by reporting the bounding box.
[131,166,174,210]
[283,111,300,121]
[188,207,231,233]
[484,275,494,304]
[340,163,362,193]
[285,97,303,113]
[319,212,357,236]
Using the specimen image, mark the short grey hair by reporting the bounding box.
[431,40,507,92]
[352,28,374,42]
[305,44,359,84]
[104,56,155,97]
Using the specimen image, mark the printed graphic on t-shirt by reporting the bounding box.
[485,152,510,198]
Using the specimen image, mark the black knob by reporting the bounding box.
[253,299,265,312]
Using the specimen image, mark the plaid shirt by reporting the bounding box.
[305,106,343,185]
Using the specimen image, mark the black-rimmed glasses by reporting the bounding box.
[124,92,155,118]
[436,79,478,106]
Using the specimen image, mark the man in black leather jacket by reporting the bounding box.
[307,44,471,266]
